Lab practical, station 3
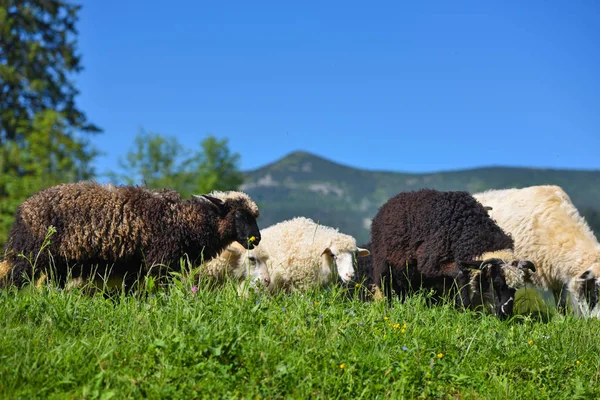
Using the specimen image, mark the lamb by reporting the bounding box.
[1,181,262,290]
[370,189,536,318]
[197,241,271,294]
[259,217,370,292]
[474,185,600,317]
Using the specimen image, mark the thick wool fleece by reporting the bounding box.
[371,189,514,297]
[201,241,269,282]
[2,182,260,288]
[474,185,600,310]
[260,217,360,292]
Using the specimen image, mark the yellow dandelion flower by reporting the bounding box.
[314,301,319,305]
[576,360,581,365]
[339,363,346,369]
[384,316,389,321]
[437,353,444,359]
[355,283,361,288]
[401,328,406,334]
[403,323,407,330]
[248,236,256,243]
[528,340,534,346]
[393,323,401,329]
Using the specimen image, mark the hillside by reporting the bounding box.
[242,151,600,244]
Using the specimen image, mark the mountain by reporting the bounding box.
[242,151,600,244]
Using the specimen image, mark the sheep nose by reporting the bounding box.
[263,277,271,286]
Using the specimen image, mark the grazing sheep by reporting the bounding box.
[474,185,600,316]
[371,189,535,318]
[198,241,271,295]
[259,217,370,292]
[2,181,261,290]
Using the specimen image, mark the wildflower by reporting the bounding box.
[191,286,199,293]
[314,301,319,305]
[354,283,361,288]
[576,360,581,365]
[360,321,365,326]
[392,323,401,329]
[281,307,286,311]
[384,316,389,321]
[402,346,409,351]
[437,353,444,359]
[339,363,346,369]
[248,236,256,243]
[528,340,534,346]
[318,314,323,319]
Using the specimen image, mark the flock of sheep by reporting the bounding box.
[1,181,599,320]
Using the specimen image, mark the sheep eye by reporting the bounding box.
[248,256,257,262]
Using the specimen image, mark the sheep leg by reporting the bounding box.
[454,270,472,310]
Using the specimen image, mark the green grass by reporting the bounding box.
[1,279,599,399]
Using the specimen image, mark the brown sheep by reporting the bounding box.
[1,181,261,290]
[371,189,535,318]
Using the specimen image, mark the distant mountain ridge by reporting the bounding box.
[242,151,600,244]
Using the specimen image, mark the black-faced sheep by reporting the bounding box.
[2,181,262,290]
[259,217,370,292]
[474,185,600,317]
[370,189,536,318]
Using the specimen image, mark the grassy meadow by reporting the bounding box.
[1,275,599,400]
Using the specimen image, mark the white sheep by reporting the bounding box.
[198,241,270,295]
[474,185,600,317]
[259,217,370,292]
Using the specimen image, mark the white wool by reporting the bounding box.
[199,241,270,285]
[259,217,360,292]
[474,185,600,315]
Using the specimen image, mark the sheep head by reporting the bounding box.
[194,191,261,249]
[574,267,600,315]
[226,243,271,288]
[460,257,536,320]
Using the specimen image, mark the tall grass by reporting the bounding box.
[1,276,599,399]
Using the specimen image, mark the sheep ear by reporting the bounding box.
[516,260,536,273]
[226,245,243,256]
[577,269,596,281]
[195,195,226,214]
[483,206,493,212]
[321,247,332,256]
[357,247,370,257]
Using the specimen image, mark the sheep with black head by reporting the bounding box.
[1,181,261,290]
[370,189,535,319]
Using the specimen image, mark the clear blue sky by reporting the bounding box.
[76,0,600,177]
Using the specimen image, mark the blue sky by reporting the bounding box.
[76,0,599,177]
